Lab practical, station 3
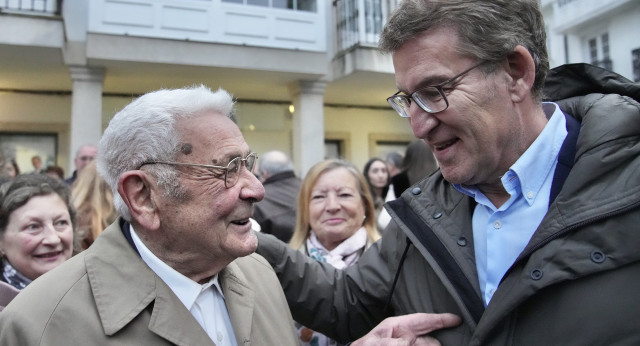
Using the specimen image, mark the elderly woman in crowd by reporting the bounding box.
[0,174,76,290]
[289,159,380,346]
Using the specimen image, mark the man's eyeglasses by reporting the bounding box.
[387,61,487,118]
[139,152,258,188]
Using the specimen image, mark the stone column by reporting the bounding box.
[288,80,328,177]
[68,66,104,174]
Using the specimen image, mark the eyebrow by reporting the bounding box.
[398,72,454,95]
[211,149,252,165]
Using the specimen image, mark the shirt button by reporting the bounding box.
[526,191,534,199]
[217,331,223,341]
[493,220,502,229]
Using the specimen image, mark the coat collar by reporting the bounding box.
[84,218,256,345]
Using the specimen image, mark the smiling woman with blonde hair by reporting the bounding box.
[289,159,380,346]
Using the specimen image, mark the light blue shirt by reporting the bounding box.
[455,103,567,306]
[130,226,238,346]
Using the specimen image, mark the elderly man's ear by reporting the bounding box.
[504,45,537,103]
[118,171,161,231]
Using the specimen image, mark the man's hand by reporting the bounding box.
[351,313,461,346]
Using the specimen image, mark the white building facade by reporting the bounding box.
[0,0,638,176]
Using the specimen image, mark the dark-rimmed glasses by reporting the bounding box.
[387,61,487,118]
[139,152,258,188]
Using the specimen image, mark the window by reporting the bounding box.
[324,140,343,160]
[223,0,317,12]
[587,32,612,71]
[0,133,58,174]
[325,132,351,161]
[601,33,612,70]
[589,38,598,64]
[632,48,640,82]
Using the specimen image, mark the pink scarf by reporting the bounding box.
[306,227,367,269]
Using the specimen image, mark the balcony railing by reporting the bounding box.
[335,0,389,52]
[0,0,61,15]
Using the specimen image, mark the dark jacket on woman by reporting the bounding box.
[256,64,640,345]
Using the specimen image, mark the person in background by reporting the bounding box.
[378,140,438,230]
[0,281,19,312]
[362,157,389,230]
[71,160,117,250]
[30,156,43,174]
[253,150,301,242]
[0,153,7,185]
[388,139,438,200]
[45,165,65,181]
[1,159,19,179]
[0,85,298,345]
[64,144,98,186]
[255,0,640,344]
[0,174,75,290]
[385,151,403,178]
[288,159,380,346]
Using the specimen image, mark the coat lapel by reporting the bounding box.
[220,261,255,345]
[147,279,214,345]
[85,218,213,345]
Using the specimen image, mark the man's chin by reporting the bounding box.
[233,233,258,257]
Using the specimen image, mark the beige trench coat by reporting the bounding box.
[0,218,298,345]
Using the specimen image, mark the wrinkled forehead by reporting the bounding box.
[175,112,249,160]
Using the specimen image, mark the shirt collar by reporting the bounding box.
[455,102,567,207]
[129,225,224,311]
[506,102,567,206]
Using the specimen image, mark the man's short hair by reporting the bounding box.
[379,0,549,101]
[97,85,235,221]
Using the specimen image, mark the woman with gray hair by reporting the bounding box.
[0,174,76,290]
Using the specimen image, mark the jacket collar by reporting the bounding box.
[84,218,216,345]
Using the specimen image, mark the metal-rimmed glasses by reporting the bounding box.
[139,152,258,188]
[386,61,487,118]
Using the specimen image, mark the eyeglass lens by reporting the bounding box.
[389,87,446,117]
[225,153,257,187]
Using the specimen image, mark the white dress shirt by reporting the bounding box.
[130,226,237,346]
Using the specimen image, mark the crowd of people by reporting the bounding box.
[1,0,639,345]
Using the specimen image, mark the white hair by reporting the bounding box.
[97,85,235,220]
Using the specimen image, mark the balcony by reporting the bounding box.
[88,0,326,52]
[0,0,61,15]
[553,0,635,33]
[334,0,388,52]
[331,0,396,88]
